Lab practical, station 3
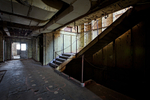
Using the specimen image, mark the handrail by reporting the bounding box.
[55,19,104,54]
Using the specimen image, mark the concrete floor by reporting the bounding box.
[0,59,101,100]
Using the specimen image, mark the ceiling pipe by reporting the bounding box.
[31,0,91,36]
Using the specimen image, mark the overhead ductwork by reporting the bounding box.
[0,0,59,30]
[31,0,91,36]
[42,0,65,10]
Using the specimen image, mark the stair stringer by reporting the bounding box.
[56,54,76,72]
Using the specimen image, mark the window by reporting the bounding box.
[16,44,20,50]
[21,44,26,51]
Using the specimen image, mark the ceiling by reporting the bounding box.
[0,0,149,38]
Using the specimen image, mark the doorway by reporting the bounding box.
[11,42,21,59]
[11,42,28,59]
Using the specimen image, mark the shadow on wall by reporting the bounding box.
[63,58,147,99]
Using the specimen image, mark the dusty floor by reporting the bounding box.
[0,59,101,100]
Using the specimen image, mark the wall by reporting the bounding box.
[12,43,17,56]
[5,37,32,60]
[43,33,53,65]
[92,21,147,99]
[43,30,78,65]
[54,31,77,55]
[0,33,3,62]
[32,37,40,61]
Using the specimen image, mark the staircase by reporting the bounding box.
[49,53,75,69]
[76,5,150,58]
[50,5,150,71]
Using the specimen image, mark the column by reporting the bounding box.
[97,18,102,34]
[84,23,92,45]
[78,24,84,51]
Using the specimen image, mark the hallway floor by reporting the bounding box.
[0,59,101,100]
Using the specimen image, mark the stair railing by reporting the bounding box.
[54,19,110,63]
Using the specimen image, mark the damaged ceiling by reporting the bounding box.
[0,0,149,37]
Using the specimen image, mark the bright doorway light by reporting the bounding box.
[16,44,20,50]
[21,44,26,51]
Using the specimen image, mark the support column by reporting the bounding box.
[0,33,4,62]
[81,55,85,87]
[78,24,84,51]
[84,23,92,45]
[97,18,102,34]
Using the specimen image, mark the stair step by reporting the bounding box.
[53,60,62,65]
[49,62,58,68]
[59,55,69,59]
[62,53,72,57]
[56,58,66,62]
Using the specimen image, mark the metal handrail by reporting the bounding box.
[55,19,102,54]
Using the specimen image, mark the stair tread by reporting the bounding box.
[56,58,66,61]
[59,55,69,59]
[62,53,72,56]
[49,62,58,68]
[53,60,63,64]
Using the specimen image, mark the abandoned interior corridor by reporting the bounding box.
[0,0,149,100]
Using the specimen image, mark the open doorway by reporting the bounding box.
[11,42,21,59]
